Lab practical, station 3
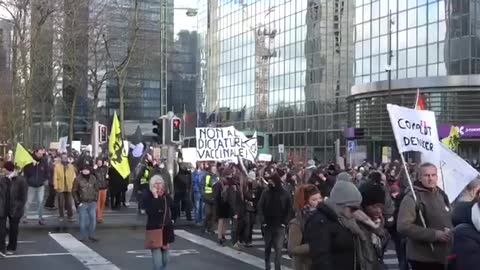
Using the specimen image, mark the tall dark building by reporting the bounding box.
[169,30,198,136]
[105,0,174,135]
[63,0,90,141]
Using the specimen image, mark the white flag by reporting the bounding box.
[439,144,480,203]
[387,104,440,164]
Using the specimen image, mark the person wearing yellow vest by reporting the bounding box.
[134,155,154,214]
[53,153,76,222]
[201,164,218,233]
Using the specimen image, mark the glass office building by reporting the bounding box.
[349,0,480,161]
[201,0,355,162]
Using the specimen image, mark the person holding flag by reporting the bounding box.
[108,112,130,209]
[21,146,50,226]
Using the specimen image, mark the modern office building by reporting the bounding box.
[199,0,355,162]
[348,0,480,162]
[0,19,12,142]
[105,0,174,134]
[169,30,198,136]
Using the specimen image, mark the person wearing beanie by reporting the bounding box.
[72,160,100,242]
[288,184,322,270]
[304,180,375,270]
[257,172,292,270]
[355,184,390,270]
[0,162,27,256]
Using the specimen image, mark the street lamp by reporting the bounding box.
[160,6,198,116]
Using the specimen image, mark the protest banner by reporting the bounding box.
[196,127,258,162]
[387,104,440,164]
[258,153,272,162]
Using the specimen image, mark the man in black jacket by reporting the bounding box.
[257,173,291,270]
[172,164,192,222]
[0,162,28,256]
[23,148,50,225]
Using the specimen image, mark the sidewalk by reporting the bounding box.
[20,204,193,232]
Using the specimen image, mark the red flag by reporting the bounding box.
[415,89,426,110]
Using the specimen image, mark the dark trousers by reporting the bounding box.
[244,211,256,244]
[173,191,192,221]
[110,190,122,210]
[232,216,245,244]
[45,184,56,208]
[203,203,215,232]
[263,226,285,270]
[410,261,445,270]
[389,229,409,270]
[0,216,21,252]
[57,192,73,218]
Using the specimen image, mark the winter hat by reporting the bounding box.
[369,171,383,183]
[329,180,362,208]
[360,184,386,207]
[337,172,354,183]
[3,161,15,172]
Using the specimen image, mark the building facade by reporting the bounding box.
[200,0,355,162]
[105,0,174,135]
[349,0,480,162]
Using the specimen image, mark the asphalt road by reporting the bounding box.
[0,229,255,270]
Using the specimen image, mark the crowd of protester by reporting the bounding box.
[2,145,480,270]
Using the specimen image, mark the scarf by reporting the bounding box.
[300,206,317,228]
[324,200,375,270]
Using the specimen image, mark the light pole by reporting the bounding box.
[386,10,395,103]
[160,5,198,116]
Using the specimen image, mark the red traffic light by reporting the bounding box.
[173,119,180,128]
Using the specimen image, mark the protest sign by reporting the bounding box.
[258,153,272,162]
[387,104,440,164]
[196,127,258,162]
[58,136,68,153]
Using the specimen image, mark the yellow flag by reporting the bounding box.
[441,126,460,151]
[109,112,130,179]
[14,143,35,169]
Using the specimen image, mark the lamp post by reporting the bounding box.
[160,5,198,116]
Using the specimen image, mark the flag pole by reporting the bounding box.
[414,88,420,108]
[388,103,434,251]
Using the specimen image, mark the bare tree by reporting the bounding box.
[0,0,56,147]
[103,0,140,130]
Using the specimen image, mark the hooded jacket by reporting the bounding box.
[72,174,100,204]
[397,182,453,264]
[24,156,50,188]
[53,162,76,192]
[451,201,480,270]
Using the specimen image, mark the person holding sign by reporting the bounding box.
[397,163,453,270]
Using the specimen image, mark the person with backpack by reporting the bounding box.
[258,172,292,270]
[397,163,453,270]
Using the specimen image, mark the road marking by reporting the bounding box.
[50,233,120,270]
[16,241,36,244]
[4,253,71,258]
[127,249,200,258]
[175,230,292,270]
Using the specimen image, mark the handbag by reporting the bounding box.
[145,197,168,249]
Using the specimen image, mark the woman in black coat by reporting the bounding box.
[143,175,175,270]
[451,200,480,270]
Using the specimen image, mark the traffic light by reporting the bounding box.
[354,128,365,139]
[171,117,181,143]
[98,124,108,144]
[152,119,164,144]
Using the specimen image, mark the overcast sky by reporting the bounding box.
[174,0,198,35]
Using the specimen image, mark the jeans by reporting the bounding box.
[263,225,285,270]
[0,216,21,252]
[78,202,97,239]
[26,186,45,220]
[151,248,169,270]
[193,192,203,224]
